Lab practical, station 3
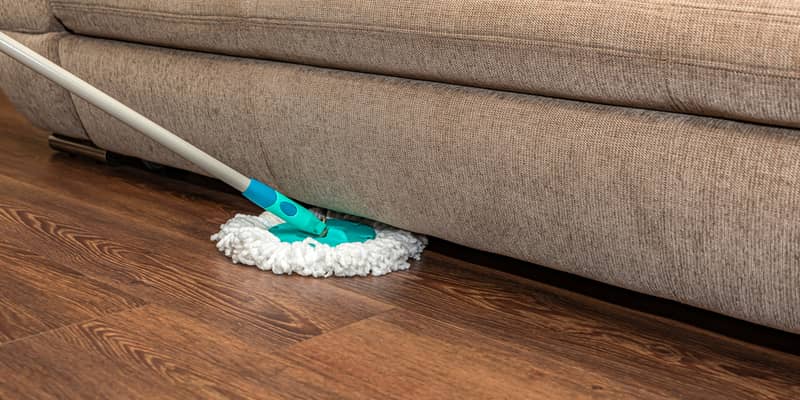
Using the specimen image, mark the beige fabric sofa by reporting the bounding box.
[2,0,799,333]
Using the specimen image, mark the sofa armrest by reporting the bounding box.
[0,0,63,33]
[0,31,86,139]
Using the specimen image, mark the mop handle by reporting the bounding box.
[0,32,328,236]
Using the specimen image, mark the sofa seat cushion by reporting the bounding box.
[59,35,800,333]
[0,0,63,32]
[50,0,800,128]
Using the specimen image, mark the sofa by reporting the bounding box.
[1,0,798,334]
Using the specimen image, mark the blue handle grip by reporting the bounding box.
[242,179,327,236]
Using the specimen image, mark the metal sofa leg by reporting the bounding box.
[48,133,168,171]
[48,134,107,162]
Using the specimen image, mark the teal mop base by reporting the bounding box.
[268,219,376,246]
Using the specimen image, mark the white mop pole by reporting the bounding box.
[0,32,250,192]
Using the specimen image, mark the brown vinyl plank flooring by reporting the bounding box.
[0,93,799,399]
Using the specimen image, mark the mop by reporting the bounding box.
[0,32,426,277]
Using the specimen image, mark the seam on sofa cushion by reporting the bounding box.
[39,31,87,138]
[57,35,281,184]
[0,31,86,138]
[658,6,687,115]
[50,0,800,23]
[51,33,92,143]
[0,0,64,33]
[50,3,664,58]
[672,1,800,16]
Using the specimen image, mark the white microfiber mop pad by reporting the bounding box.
[211,210,427,277]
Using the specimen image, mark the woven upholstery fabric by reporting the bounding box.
[60,36,800,333]
[50,0,800,128]
[0,0,62,32]
[0,31,86,138]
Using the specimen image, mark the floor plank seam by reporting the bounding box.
[0,303,150,348]
[279,306,402,351]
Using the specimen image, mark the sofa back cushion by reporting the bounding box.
[49,0,800,128]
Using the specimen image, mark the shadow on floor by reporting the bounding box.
[103,151,800,357]
[427,239,800,356]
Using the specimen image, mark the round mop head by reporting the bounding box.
[211,210,427,277]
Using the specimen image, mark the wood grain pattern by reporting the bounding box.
[0,321,216,400]
[327,253,800,399]
[0,174,393,345]
[1,93,799,399]
[0,240,144,343]
[0,197,146,343]
[7,305,288,400]
[272,309,655,399]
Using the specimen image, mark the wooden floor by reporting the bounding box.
[1,93,799,400]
